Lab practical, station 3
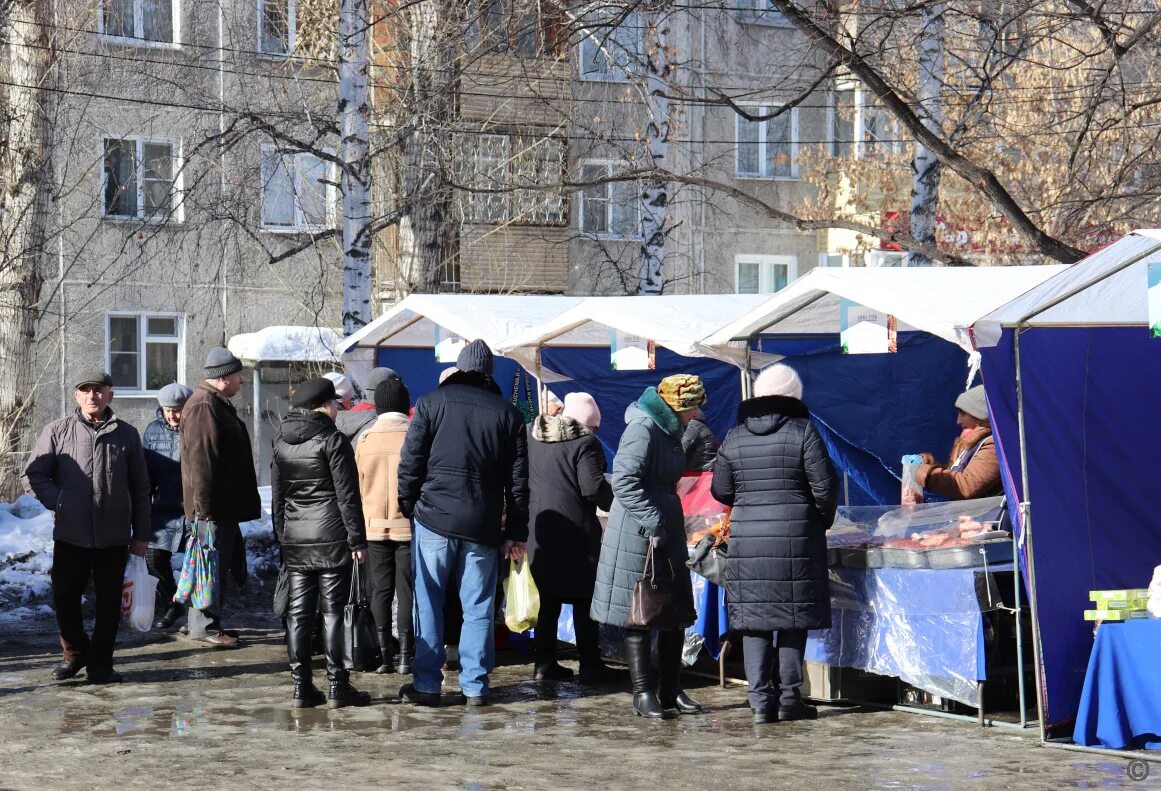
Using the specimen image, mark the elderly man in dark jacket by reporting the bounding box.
[142,383,193,630]
[712,363,838,724]
[22,370,151,684]
[272,377,369,709]
[396,339,529,707]
[180,347,261,648]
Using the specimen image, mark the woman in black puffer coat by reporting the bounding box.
[711,364,838,725]
[271,377,368,710]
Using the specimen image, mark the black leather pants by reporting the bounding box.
[287,566,350,684]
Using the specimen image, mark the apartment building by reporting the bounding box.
[35,0,346,433]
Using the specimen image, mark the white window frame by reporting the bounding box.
[819,252,851,268]
[257,0,297,57]
[577,160,640,240]
[734,106,800,180]
[829,82,906,159]
[736,0,792,27]
[259,145,338,232]
[577,12,643,83]
[104,312,186,396]
[101,137,184,222]
[735,254,797,295]
[97,0,180,47]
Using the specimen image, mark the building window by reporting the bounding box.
[261,147,335,231]
[819,252,850,268]
[830,84,906,158]
[465,0,562,57]
[735,107,799,179]
[106,313,184,393]
[458,134,565,225]
[578,161,639,238]
[736,254,797,294]
[259,0,295,55]
[102,138,181,221]
[736,0,789,26]
[578,11,642,81]
[99,0,177,44]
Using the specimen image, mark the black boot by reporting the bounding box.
[375,629,396,674]
[51,657,86,681]
[153,604,183,630]
[291,668,325,709]
[327,673,371,709]
[624,630,672,719]
[658,628,703,715]
[395,632,413,675]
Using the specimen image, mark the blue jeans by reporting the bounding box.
[412,521,499,697]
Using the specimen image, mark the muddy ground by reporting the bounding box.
[0,602,1156,791]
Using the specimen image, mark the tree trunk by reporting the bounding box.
[907,1,944,267]
[639,5,672,295]
[0,0,51,499]
[396,0,455,296]
[338,0,373,332]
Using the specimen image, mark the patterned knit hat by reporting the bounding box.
[657,374,706,413]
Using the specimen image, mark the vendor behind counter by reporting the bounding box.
[916,385,1002,501]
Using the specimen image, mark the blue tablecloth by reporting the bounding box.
[1073,618,1161,750]
[694,563,1011,706]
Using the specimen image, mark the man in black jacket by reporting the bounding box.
[22,370,151,684]
[397,340,529,706]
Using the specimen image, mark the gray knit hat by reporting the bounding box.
[204,347,243,379]
[365,367,400,396]
[456,339,494,375]
[157,383,193,408]
[954,385,989,422]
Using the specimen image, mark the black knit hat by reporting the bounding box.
[456,339,494,375]
[374,378,411,416]
[291,377,337,410]
[204,347,243,379]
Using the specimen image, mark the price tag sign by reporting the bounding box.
[611,329,655,370]
[434,328,466,363]
[1149,263,1161,339]
[840,298,897,354]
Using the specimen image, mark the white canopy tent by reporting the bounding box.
[973,230,1161,347]
[228,325,343,363]
[338,295,585,384]
[703,265,1069,355]
[496,294,778,370]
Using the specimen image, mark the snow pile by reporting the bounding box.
[227,325,342,364]
[0,488,279,624]
[0,495,56,619]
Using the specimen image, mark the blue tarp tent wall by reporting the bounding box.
[973,230,1161,735]
[757,333,967,505]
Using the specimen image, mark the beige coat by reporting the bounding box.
[355,413,411,541]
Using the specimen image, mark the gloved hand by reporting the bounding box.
[650,532,666,550]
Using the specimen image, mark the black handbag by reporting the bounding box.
[687,533,728,586]
[272,565,289,619]
[628,542,697,630]
[343,561,379,671]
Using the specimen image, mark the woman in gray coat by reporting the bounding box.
[712,364,838,724]
[591,374,706,719]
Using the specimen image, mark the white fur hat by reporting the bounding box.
[753,364,803,400]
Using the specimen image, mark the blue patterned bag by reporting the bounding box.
[174,521,219,610]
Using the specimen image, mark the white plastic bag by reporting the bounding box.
[901,454,925,506]
[504,557,540,633]
[1148,566,1161,619]
[121,555,157,632]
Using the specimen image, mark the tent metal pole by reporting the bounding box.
[1013,524,1027,728]
[1014,325,1048,743]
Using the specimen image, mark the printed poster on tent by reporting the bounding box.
[610,329,655,370]
[1150,263,1161,338]
[434,328,466,363]
[840,298,898,354]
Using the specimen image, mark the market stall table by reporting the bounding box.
[1073,618,1161,750]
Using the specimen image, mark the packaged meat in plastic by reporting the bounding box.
[901,454,925,506]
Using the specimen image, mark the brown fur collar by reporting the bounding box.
[531,415,593,443]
